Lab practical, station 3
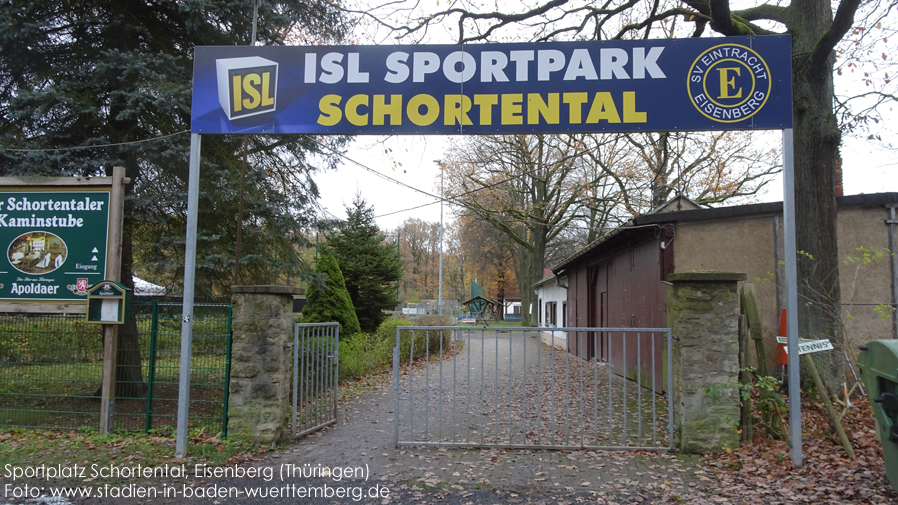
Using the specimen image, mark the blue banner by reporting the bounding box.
[191,36,792,135]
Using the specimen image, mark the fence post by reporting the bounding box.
[668,271,746,453]
[228,285,301,444]
[222,303,233,438]
[144,302,159,433]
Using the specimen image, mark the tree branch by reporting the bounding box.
[809,0,863,77]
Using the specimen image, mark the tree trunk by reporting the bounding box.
[791,0,845,393]
[116,210,147,398]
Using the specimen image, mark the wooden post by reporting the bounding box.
[739,315,753,443]
[804,353,856,458]
[99,166,127,434]
[740,284,769,377]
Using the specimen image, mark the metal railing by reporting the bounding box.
[292,322,339,438]
[117,302,232,435]
[393,326,674,451]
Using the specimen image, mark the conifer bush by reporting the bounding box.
[301,249,361,336]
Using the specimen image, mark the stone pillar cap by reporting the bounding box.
[668,271,747,282]
[230,285,305,295]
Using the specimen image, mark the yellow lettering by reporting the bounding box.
[586,92,620,123]
[501,94,523,125]
[232,75,243,112]
[373,95,402,126]
[622,92,646,123]
[407,94,440,126]
[717,67,742,99]
[527,93,559,125]
[444,95,473,126]
[346,94,369,126]
[474,95,498,125]
[317,94,343,126]
[261,72,275,107]
[242,73,262,110]
[563,93,588,124]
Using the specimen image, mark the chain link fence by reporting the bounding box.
[0,301,231,434]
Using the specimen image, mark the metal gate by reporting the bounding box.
[292,322,339,438]
[393,326,673,450]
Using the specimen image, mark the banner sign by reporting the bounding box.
[776,336,834,355]
[191,35,792,135]
[0,189,110,302]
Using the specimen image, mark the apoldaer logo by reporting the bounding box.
[216,57,279,120]
[687,43,771,123]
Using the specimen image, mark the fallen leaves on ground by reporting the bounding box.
[701,395,896,504]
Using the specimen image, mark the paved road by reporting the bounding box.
[7,332,705,504]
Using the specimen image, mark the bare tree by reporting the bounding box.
[349,0,895,389]
[396,217,440,301]
[444,134,584,324]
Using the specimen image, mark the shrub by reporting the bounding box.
[302,250,361,336]
[334,317,457,383]
[338,332,392,381]
[415,314,453,327]
[375,318,412,342]
[376,317,451,362]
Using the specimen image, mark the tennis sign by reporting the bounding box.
[776,336,834,355]
[191,35,792,135]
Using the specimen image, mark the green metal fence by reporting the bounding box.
[0,301,232,434]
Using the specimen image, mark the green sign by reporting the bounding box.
[0,189,111,302]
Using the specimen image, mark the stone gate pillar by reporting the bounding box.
[228,285,302,444]
[668,271,746,453]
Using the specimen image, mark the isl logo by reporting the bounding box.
[216,57,279,120]
[687,43,772,123]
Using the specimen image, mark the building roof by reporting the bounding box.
[552,192,898,276]
[532,273,555,289]
[532,272,567,290]
[652,194,704,213]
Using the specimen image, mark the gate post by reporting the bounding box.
[668,271,746,453]
[228,285,301,444]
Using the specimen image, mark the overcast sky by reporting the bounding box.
[314,6,898,231]
[315,126,898,231]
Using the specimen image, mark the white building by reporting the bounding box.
[533,272,567,349]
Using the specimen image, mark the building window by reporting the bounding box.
[562,302,567,327]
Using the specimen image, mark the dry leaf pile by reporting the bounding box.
[700,395,896,504]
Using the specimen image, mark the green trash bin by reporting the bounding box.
[857,339,898,491]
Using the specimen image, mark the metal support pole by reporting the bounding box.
[251,0,261,46]
[782,128,802,468]
[436,160,444,316]
[887,205,898,339]
[176,133,202,457]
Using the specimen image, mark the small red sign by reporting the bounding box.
[77,278,88,292]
